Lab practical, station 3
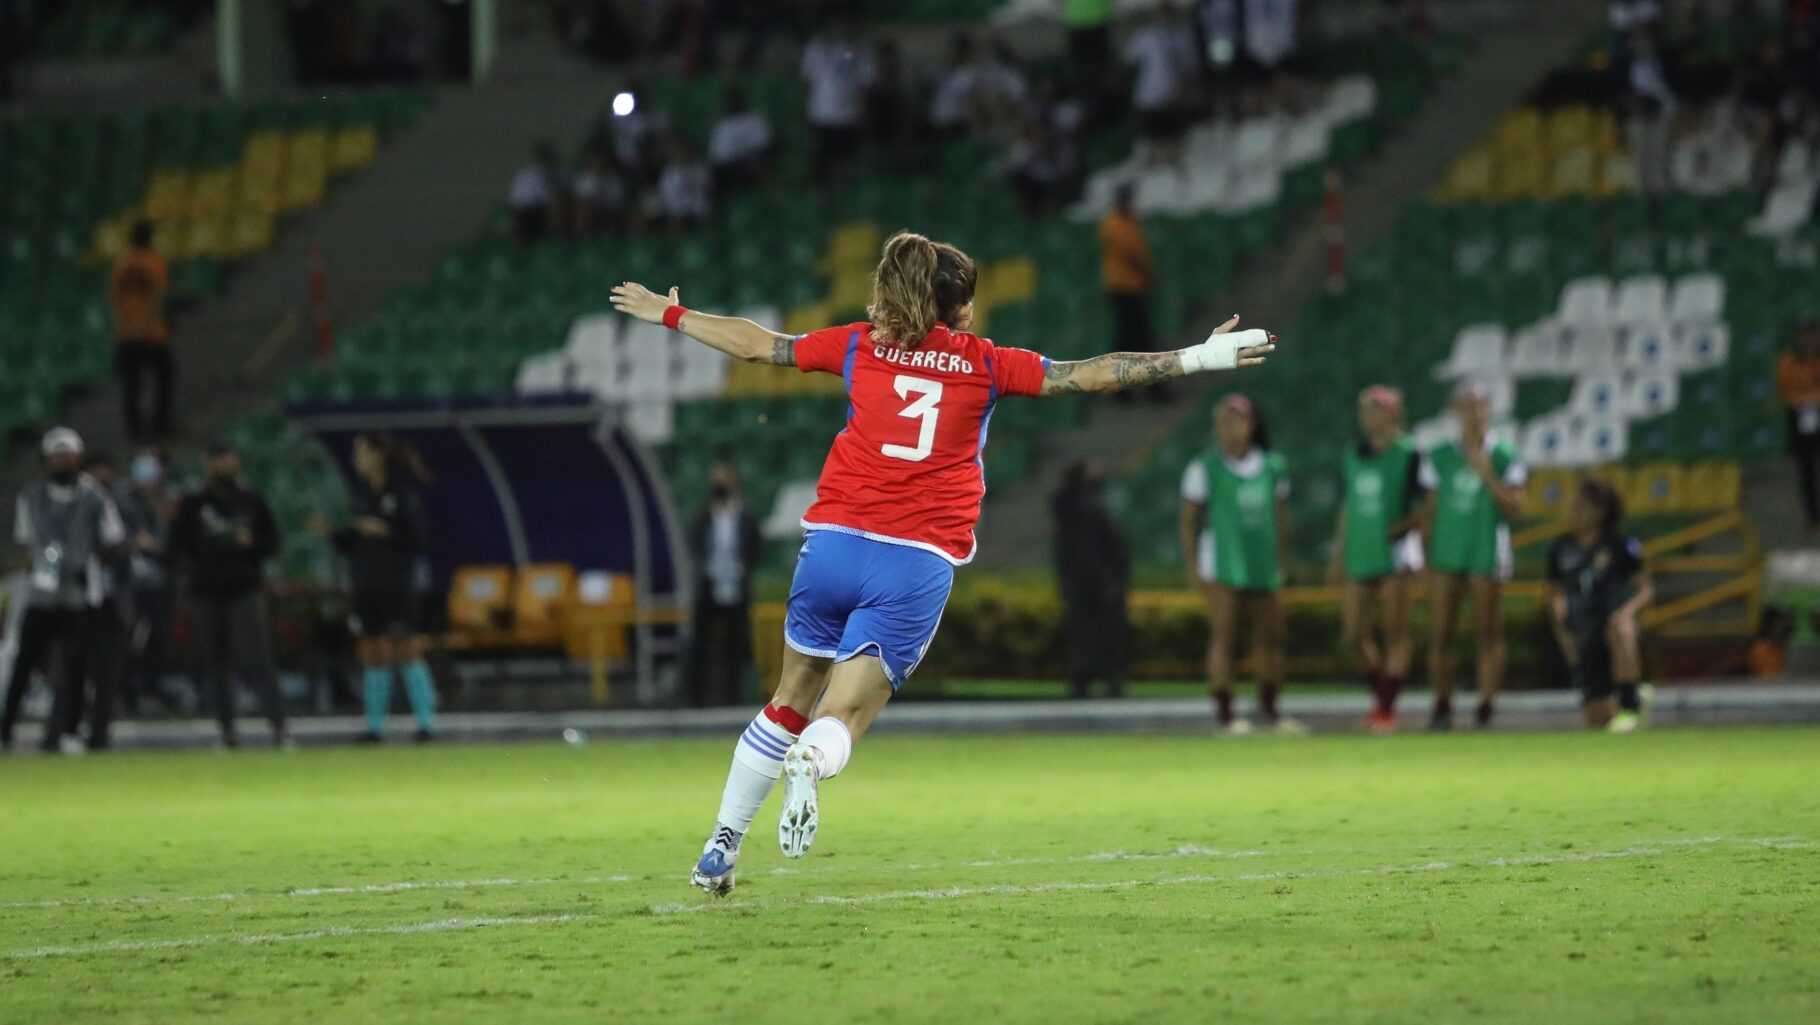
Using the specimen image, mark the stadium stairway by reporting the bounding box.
[972,0,1595,571]
[6,30,624,496]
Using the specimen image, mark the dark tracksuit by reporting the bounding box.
[114,483,174,708]
[332,478,427,638]
[690,504,760,708]
[168,481,285,740]
[1547,531,1643,702]
[1,476,125,750]
[1053,489,1131,698]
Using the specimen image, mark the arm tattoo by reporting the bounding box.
[769,333,796,367]
[1044,351,1181,394]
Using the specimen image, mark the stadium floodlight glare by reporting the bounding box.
[612,91,636,117]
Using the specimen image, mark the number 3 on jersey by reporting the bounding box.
[881,375,943,462]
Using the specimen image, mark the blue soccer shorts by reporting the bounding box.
[782,529,956,688]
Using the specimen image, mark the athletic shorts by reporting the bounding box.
[1568,615,1615,702]
[1348,533,1427,583]
[783,529,955,689]
[350,584,418,639]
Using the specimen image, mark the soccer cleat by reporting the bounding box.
[1427,709,1453,732]
[1270,716,1310,736]
[1608,711,1641,733]
[777,743,821,859]
[1219,718,1255,737]
[690,826,742,896]
[1365,709,1398,734]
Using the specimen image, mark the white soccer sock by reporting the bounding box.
[713,709,802,836]
[800,716,854,780]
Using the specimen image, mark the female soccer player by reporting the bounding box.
[1327,386,1425,733]
[1546,480,1653,731]
[315,433,435,743]
[610,231,1275,895]
[1421,382,1526,730]
[1178,395,1300,736]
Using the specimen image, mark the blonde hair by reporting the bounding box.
[867,231,977,347]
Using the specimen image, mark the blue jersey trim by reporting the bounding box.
[976,353,999,487]
[841,328,860,421]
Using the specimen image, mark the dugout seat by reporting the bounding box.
[447,564,515,648]
[563,571,637,661]
[514,563,578,646]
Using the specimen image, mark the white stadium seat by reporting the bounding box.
[1521,415,1573,468]
[1613,275,1668,323]
[1281,115,1330,167]
[1668,272,1725,324]
[1623,371,1679,418]
[762,481,820,541]
[1557,276,1615,326]
[1674,322,1731,370]
[1438,324,1508,379]
[620,399,673,444]
[1568,373,1626,418]
[1578,416,1629,464]
[1510,324,1569,377]
[1748,178,1819,237]
[1616,321,1675,370]
[1325,76,1377,123]
[1561,324,1620,373]
[515,351,569,394]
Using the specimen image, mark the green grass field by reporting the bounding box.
[4,728,1818,1024]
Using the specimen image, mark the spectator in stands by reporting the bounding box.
[79,453,131,750]
[0,429,125,755]
[708,85,773,191]
[800,15,875,181]
[654,137,713,231]
[1239,0,1300,110]
[1779,317,1820,535]
[690,462,760,707]
[929,34,986,135]
[509,141,567,244]
[1123,4,1199,165]
[110,220,174,442]
[1099,184,1163,400]
[1007,115,1072,217]
[1065,0,1116,107]
[169,441,290,749]
[866,38,923,159]
[573,145,633,236]
[607,79,672,182]
[1053,460,1129,699]
[116,446,176,712]
[1608,0,1662,37]
[974,40,1034,132]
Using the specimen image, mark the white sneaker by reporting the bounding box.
[777,743,821,859]
[689,826,741,897]
[1270,716,1310,736]
[58,735,88,757]
[1220,718,1255,737]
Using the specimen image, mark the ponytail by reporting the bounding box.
[867,231,977,348]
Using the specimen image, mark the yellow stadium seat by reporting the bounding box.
[328,126,379,173]
[227,210,274,256]
[563,572,637,660]
[1625,462,1683,515]
[1683,461,1741,511]
[142,170,192,219]
[1600,149,1638,194]
[823,221,881,275]
[243,131,288,175]
[181,214,231,259]
[287,128,330,169]
[784,302,834,336]
[1436,148,1495,202]
[92,217,132,261]
[280,164,327,210]
[514,563,577,646]
[1525,467,1576,521]
[445,564,514,647]
[827,270,872,312]
[1492,109,1542,157]
[1544,106,1594,153]
[1493,149,1545,199]
[978,258,1037,307]
[186,168,238,217]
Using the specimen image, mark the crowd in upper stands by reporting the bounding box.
[1585,0,1820,202]
[505,0,1435,241]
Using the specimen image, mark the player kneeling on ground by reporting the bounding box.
[1179,395,1303,736]
[1547,480,1654,731]
[611,231,1276,895]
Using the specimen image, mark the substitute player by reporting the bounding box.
[314,433,436,743]
[610,231,1276,894]
[1421,382,1526,730]
[1179,395,1301,735]
[1327,386,1425,733]
[1546,480,1654,731]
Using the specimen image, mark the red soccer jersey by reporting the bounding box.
[791,321,1050,564]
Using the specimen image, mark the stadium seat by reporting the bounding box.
[1622,370,1679,418]
[513,563,577,646]
[562,571,638,661]
[1556,276,1615,326]
[447,565,514,637]
[1568,373,1625,418]
[1437,324,1508,379]
[1612,275,1668,323]
[1674,322,1730,371]
[1668,272,1725,323]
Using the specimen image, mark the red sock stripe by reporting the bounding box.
[763,703,809,736]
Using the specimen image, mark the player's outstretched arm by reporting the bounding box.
[1039,315,1275,396]
[610,282,797,366]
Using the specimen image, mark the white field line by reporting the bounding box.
[7,834,1804,913]
[6,835,1804,960]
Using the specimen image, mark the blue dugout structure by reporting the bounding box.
[289,394,690,696]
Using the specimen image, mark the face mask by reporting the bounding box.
[48,468,78,485]
[131,456,161,485]
[709,483,733,501]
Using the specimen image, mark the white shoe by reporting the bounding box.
[778,743,821,859]
[689,826,741,897]
[58,735,88,757]
[1220,718,1255,737]
[1270,716,1309,736]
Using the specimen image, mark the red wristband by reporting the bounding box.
[662,304,688,330]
